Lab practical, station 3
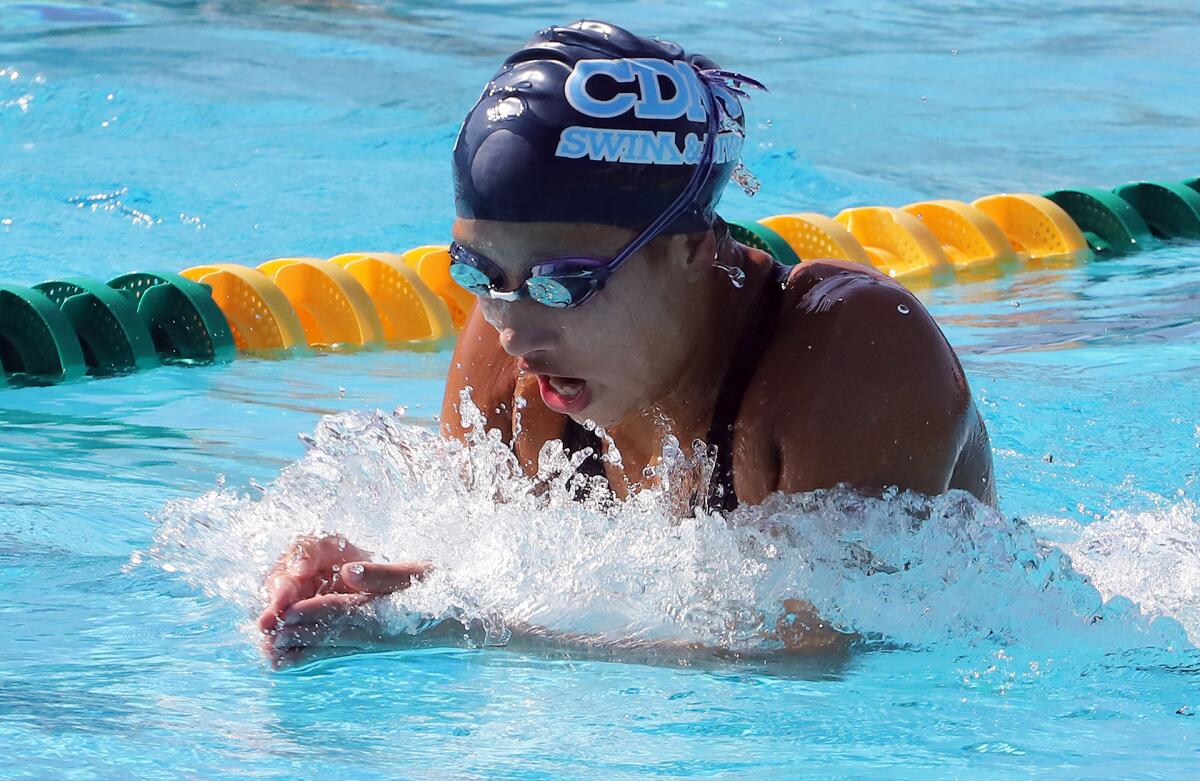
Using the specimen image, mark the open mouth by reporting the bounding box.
[536,374,591,414]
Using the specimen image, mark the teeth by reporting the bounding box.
[548,377,584,398]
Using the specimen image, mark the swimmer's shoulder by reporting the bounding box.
[770,258,955,371]
[736,259,975,499]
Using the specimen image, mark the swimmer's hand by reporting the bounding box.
[775,599,856,654]
[256,534,431,666]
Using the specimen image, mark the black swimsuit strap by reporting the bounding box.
[703,261,788,512]
[560,260,789,512]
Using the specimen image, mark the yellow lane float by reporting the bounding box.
[758,213,871,264]
[834,206,950,279]
[10,173,1200,388]
[257,257,384,348]
[901,200,1017,270]
[405,246,475,330]
[970,193,1093,266]
[180,264,307,351]
[329,252,454,342]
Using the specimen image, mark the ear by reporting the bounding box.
[666,230,717,283]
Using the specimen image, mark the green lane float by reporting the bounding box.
[727,220,802,266]
[107,272,237,364]
[1044,188,1151,255]
[1112,182,1200,240]
[0,284,87,384]
[3,172,1198,388]
[32,278,160,375]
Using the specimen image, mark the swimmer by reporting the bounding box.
[258,20,994,663]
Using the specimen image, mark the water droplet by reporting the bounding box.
[730,162,760,196]
[897,304,910,315]
[920,96,928,103]
[349,563,365,575]
[764,119,774,128]
[486,96,525,122]
[337,386,347,399]
[1010,300,1021,308]
[713,260,746,288]
[951,48,959,55]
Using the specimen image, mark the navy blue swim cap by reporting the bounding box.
[452,20,751,234]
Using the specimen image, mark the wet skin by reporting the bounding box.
[258,218,994,663]
[441,219,995,507]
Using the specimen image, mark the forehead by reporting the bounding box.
[453,218,637,267]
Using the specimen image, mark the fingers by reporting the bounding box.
[259,534,378,627]
[257,573,307,632]
[273,534,374,578]
[339,560,432,595]
[280,592,373,626]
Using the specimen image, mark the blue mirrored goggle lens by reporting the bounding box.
[526,276,576,308]
[449,261,494,294]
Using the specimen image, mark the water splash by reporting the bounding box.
[1034,500,1200,639]
[142,404,1194,659]
[730,161,761,196]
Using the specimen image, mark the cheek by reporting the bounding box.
[478,300,503,330]
[577,275,676,375]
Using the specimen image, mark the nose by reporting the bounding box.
[479,298,557,358]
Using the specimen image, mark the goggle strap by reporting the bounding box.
[604,68,721,270]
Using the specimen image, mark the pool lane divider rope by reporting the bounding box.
[2,176,1197,388]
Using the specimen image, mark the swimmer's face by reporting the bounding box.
[452,218,712,428]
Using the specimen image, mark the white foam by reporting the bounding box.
[1031,499,1200,643]
[140,405,1195,657]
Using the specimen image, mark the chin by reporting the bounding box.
[569,394,624,430]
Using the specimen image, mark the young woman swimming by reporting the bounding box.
[258,20,994,663]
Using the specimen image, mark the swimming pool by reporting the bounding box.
[2,0,1199,777]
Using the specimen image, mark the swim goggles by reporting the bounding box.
[448,66,766,309]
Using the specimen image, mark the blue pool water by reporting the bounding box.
[2,1,1199,778]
